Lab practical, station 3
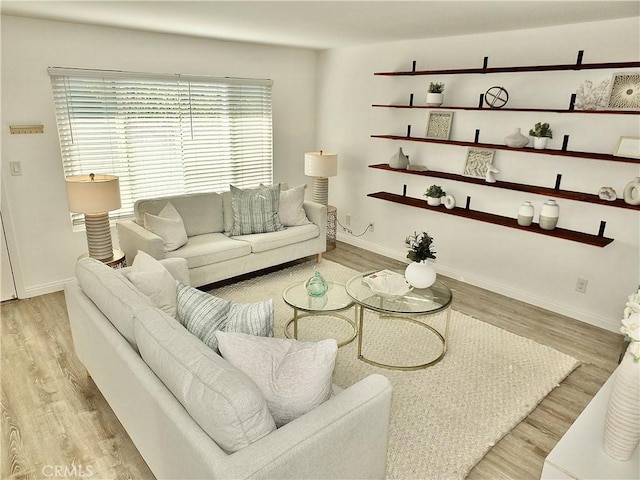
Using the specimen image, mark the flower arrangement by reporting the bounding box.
[621,288,640,361]
[405,231,436,262]
[529,122,553,138]
[428,82,445,94]
[424,184,445,198]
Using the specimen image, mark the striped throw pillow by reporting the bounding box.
[229,184,284,235]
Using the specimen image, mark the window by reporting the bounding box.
[49,67,273,225]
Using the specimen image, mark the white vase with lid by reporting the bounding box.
[539,199,559,230]
[517,201,534,226]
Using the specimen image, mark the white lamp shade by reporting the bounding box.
[304,151,337,177]
[66,174,121,214]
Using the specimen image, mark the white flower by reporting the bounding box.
[621,313,640,342]
[628,340,640,362]
[621,289,640,361]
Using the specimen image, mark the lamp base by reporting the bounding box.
[312,177,329,205]
[84,213,114,260]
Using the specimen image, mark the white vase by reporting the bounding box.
[539,199,559,230]
[426,196,441,206]
[533,137,549,150]
[603,346,640,461]
[504,128,529,148]
[517,201,534,226]
[389,147,409,169]
[426,92,443,106]
[405,261,437,289]
[623,177,640,206]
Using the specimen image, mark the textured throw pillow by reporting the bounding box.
[176,283,273,351]
[126,251,178,317]
[229,184,284,236]
[277,184,311,227]
[143,202,188,252]
[215,331,338,427]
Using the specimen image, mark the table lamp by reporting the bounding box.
[66,173,121,261]
[304,151,337,205]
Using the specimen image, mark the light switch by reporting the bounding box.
[10,162,22,176]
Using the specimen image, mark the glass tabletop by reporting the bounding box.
[283,281,354,313]
[346,270,452,315]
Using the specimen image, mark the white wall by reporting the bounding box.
[317,18,640,332]
[1,16,317,298]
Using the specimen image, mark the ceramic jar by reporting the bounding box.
[539,199,559,230]
[517,201,534,226]
[504,128,529,148]
[389,147,409,169]
[426,92,443,107]
[533,137,549,150]
[404,261,437,289]
[426,196,441,206]
[623,177,640,206]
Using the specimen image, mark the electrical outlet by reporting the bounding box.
[10,161,22,176]
[575,278,588,294]
[345,214,351,226]
[369,222,374,233]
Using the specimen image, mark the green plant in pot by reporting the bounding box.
[424,184,445,206]
[404,231,437,288]
[427,82,445,106]
[529,122,553,150]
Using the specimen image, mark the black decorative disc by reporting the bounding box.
[485,86,509,108]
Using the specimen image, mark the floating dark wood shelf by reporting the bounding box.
[374,61,640,76]
[372,104,640,115]
[371,134,640,165]
[369,164,639,211]
[368,191,614,248]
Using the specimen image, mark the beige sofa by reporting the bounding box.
[64,256,393,479]
[116,189,327,287]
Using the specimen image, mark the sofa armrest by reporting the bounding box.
[302,201,327,239]
[116,220,166,266]
[224,374,392,479]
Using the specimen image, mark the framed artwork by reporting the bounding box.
[425,111,453,140]
[607,72,640,109]
[614,136,640,159]
[463,148,495,178]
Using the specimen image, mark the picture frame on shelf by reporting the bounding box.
[613,136,640,158]
[425,111,454,140]
[463,148,495,178]
[607,72,640,109]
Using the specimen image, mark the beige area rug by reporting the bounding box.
[209,260,580,480]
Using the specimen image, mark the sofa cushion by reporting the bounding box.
[75,257,152,349]
[176,283,273,351]
[278,184,311,227]
[230,184,284,236]
[126,251,178,317]
[135,192,224,237]
[165,233,251,269]
[236,223,320,253]
[143,202,188,252]
[215,331,337,427]
[133,307,276,453]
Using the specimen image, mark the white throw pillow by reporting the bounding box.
[278,184,310,227]
[127,251,178,317]
[215,331,337,427]
[143,202,188,252]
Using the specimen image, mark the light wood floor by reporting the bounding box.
[1,241,625,479]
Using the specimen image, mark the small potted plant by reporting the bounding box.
[529,122,553,150]
[426,82,445,106]
[424,184,445,206]
[404,231,437,288]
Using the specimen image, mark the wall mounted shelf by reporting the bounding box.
[368,191,614,248]
[372,104,640,115]
[371,134,640,165]
[369,164,639,211]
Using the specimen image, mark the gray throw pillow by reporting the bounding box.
[229,184,284,235]
[176,283,273,351]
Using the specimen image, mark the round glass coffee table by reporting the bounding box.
[346,271,452,370]
[282,281,357,347]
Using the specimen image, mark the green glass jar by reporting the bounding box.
[305,271,328,297]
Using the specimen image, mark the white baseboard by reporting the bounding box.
[24,278,70,298]
[336,233,620,333]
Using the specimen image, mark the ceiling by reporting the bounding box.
[2,1,639,50]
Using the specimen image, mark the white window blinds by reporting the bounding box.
[49,67,273,225]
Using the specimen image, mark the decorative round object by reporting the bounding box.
[504,128,529,148]
[389,147,409,169]
[484,86,509,108]
[603,344,640,461]
[305,271,328,297]
[443,194,456,210]
[404,261,437,289]
[623,177,640,205]
[517,201,534,226]
[539,199,559,230]
[598,186,617,201]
